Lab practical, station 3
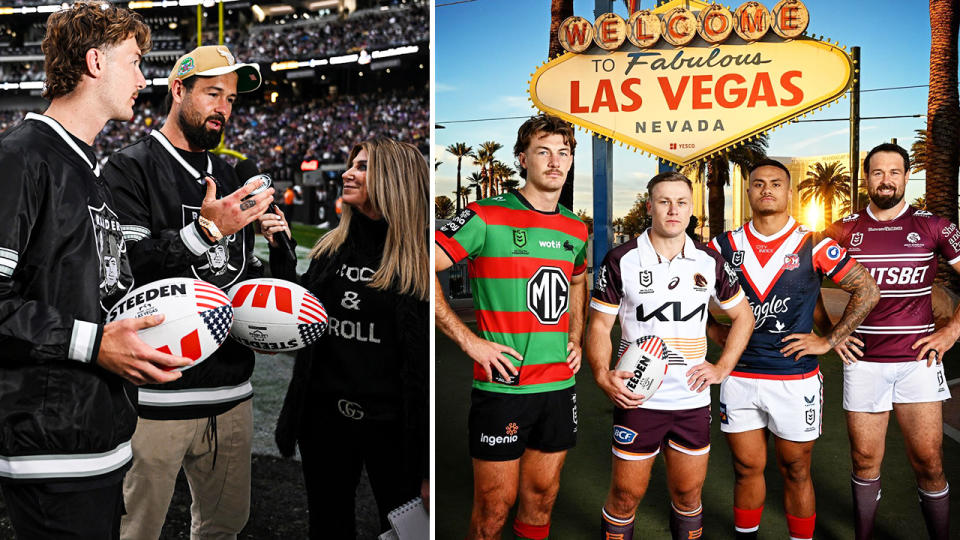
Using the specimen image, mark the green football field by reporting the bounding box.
[436,324,960,539]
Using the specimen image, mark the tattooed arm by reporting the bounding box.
[781,262,879,360]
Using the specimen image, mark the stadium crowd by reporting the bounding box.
[0,88,428,177]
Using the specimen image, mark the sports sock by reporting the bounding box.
[669,503,703,540]
[786,512,816,540]
[918,483,950,540]
[733,506,762,540]
[851,474,881,540]
[600,506,634,540]
[513,518,549,540]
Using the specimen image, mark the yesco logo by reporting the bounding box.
[527,267,569,325]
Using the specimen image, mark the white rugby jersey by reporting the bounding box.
[591,230,744,410]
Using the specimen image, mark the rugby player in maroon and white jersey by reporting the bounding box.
[587,172,755,540]
[822,143,959,540]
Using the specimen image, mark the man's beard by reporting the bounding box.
[178,108,225,150]
[869,185,904,210]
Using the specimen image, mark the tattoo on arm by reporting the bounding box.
[240,199,255,211]
[828,263,880,347]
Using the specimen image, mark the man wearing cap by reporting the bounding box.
[102,45,288,539]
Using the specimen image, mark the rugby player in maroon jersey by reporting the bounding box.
[435,115,588,540]
[821,143,959,540]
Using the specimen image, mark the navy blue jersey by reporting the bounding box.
[710,218,854,377]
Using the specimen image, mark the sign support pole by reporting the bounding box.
[592,0,614,277]
[849,46,861,211]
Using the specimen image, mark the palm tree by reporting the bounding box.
[478,141,503,198]
[913,196,927,210]
[838,186,869,216]
[455,187,471,208]
[446,142,474,214]
[910,128,928,174]
[799,161,851,226]
[926,0,959,288]
[467,172,484,202]
[472,148,493,199]
[490,160,517,196]
[435,196,455,219]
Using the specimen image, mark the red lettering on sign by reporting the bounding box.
[716,73,747,108]
[592,79,618,112]
[658,76,689,111]
[565,21,590,45]
[747,72,777,107]
[601,19,617,43]
[704,12,728,35]
[570,81,588,113]
[634,17,653,40]
[692,75,712,109]
[781,6,799,30]
[667,13,688,40]
[741,8,765,33]
[621,78,642,111]
[780,70,803,105]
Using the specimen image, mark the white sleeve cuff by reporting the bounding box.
[589,298,620,315]
[716,288,745,311]
[180,222,211,256]
[68,319,99,363]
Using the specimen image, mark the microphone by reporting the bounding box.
[235,159,297,264]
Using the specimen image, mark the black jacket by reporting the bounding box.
[274,213,428,479]
[0,113,138,482]
[104,130,282,420]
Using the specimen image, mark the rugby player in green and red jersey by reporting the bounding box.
[436,115,588,540]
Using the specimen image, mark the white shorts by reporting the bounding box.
[843,360,949,412]
[719,369,823,442]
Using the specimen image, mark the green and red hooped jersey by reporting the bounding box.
[436,190,588,394]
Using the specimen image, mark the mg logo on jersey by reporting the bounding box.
[732,250,745,266]
[851,232,863,246]
[513,229,527,248]
[527,267,569,325]
[639,270,653,287]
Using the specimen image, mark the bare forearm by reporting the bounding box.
[434,273,476,351]
[585,317,614,380]
[829,264,880,347]
[813,293,833,335]
[568,279,586,346]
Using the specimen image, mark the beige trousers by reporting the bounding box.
[120,399,253,540]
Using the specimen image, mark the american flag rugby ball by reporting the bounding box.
[227,278,328,353]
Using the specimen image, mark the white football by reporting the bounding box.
[106,277,234,371]
[227,278,328,353]
[615,335,670,403]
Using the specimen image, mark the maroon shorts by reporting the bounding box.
[611,405,711,460]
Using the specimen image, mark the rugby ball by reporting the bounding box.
[106,278,234,371]
[615,336,670,403]
[227,278,328,353]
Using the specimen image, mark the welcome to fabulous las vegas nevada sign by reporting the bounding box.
[529,0,854,167]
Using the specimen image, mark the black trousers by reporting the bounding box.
[1,480,123,540]
[298,404,420,539]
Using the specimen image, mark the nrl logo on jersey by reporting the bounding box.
[639,270,653,288]
[513,229,527,248]
[731,250,745,267]
[851,232,863,246]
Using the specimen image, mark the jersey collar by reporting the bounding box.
[747,216,796,243]
[149,129,213,182]
[865,202,910,222]
[638,229,696,265]
[25,112,101,177]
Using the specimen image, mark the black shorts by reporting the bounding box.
[468,386,577,461]
[612,405,711,460]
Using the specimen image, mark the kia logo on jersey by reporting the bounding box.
[526,266,569,325]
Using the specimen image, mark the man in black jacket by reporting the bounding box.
[0,3,194,538]
[103,45,281,539]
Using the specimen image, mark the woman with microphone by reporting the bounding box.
[265,136,429,538]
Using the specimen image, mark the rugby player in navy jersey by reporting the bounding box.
[709,159,879,540]
[588,172,755,540]
[822,143,960,540]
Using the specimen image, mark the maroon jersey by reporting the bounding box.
[826,205,960,363]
